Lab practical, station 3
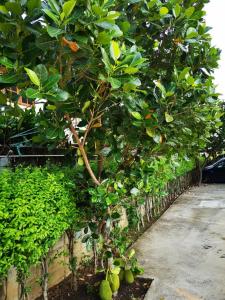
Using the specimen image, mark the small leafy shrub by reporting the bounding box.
[0,166,76,298]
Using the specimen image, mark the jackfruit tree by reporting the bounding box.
[0,0,222,186]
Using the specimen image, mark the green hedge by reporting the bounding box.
[0,166,76,280]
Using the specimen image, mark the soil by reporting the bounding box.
[36,271,152,300]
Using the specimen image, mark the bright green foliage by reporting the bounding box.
[0,170,12,279]
[0,0,221,182]
[0,166,76,280]
[206,104,225,158]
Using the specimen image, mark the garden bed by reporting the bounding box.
[36,271,152,300]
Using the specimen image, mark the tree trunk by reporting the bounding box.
[0,279,7,300]
[97,154,104,181]
[195,158,203,186]
[93,241,98,274]
[17,271,28,300]
[41,257,48,300]
[66,230,78,292]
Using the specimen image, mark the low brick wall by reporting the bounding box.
[0,235,91,300]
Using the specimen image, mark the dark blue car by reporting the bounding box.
[202,157,225,183]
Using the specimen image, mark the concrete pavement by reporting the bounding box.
[134,184,225,300]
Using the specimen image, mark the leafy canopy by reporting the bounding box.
[0,0,221,184]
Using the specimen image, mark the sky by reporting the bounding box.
[205,0,225,98]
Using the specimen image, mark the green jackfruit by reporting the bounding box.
[119,269,125,281]
[124,270,134,284]
[109,273,120,292]
[99,280,112,300]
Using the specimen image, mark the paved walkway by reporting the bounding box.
[134,185,225,300]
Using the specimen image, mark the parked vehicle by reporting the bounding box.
[202,157,225,183]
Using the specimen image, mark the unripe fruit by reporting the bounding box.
[99,280,112,300]
[119,269,125,281]
[109,273,120,292]
[124,270,134,284]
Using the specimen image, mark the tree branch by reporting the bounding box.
[65,114,101,186]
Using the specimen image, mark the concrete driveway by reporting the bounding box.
[134,185,225,300]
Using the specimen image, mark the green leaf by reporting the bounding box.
[60,12,65,21]
[46,104,57,110]
[120,21,131,34]
[128,249,135,259]
[0,57,14,68]
[97,31,111,45]
[95,20,115,29]
[108,77,121,89]
[43,9,60,25]
[146,128,155,138]
[47,0,60,13]
[24,68,40,87]
[47,26,64,38]
[153,134,162,144]
[92,4,104,16]
[178,67,191,81]
[63,0,77,19]
[154,80,166,97]
[0,5,8,14]
[110,41,121,62]
[46,128,58,139]
[185,7,195,18]
[101,48,112,72]
[182,127,192,135]
[160,7,169,16]
[131,112,142,120]
[186,27,198,39]
[187,76,195,86]
[166,90,175,97]
[0,91,7,104]
[82,101,91,113]
[123,78,141,92]
[165,112,174,123]
[25,88,42,99]
[123,83,136,92]
[147,0,157,9]
[124,67,139,74]
[107,11,120,20]
[131,53,146,67]
[173,4,181,18]
[27,0,41,11]
[0,73,19,84]
[43,74,61,91]
[5,2,22,15]
[48,89,70,101]
[34,65,48,83]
